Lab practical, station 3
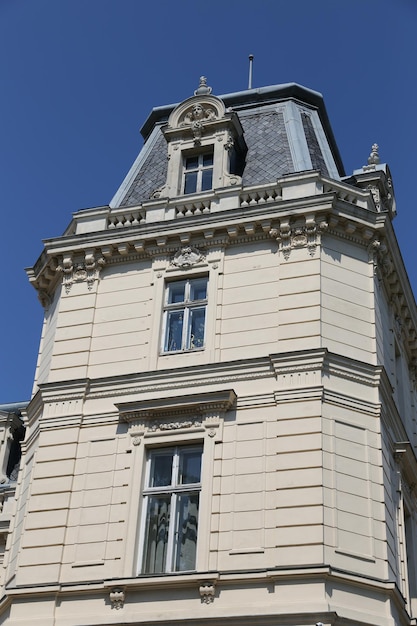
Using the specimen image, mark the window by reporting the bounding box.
[183,151,213,194]
[162,277,207,352]
[141,445,202,574]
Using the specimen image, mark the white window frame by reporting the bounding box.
[161,277,208,353]
[182,150,214,195]
[138,444,203,574]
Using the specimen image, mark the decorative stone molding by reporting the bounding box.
[199,581,215,603]
[167,80,224,134]
[181,102,217,144]
[128,415,205,447]
[57,251,105,294]
[118,390,236,445]
[109,587,125,610]
[148,418,203,432]
[171,246,205,268]
[269,216,327,260]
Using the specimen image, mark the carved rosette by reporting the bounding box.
[269,217,327,260]
[171,246,205,268]
[57,251,105,294]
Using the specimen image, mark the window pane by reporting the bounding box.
[179,449,202,484]
[167,282,185,304]
[174,493,199,571]
[185,156,199,170]
[165,310,184,351]
[203,153,213,167]
[201,169,213,191]
[143,495,171,574]
[189,279,207,302]
[184,172,197,194]
[150,452,173,487]
[188,307,205,349]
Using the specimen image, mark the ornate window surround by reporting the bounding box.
[117,389,236,577]
[147,252,221,370]
[161,276,208,354]
[158,82,247,199]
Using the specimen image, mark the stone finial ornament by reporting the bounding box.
[368,143,380,165]
[194,76,212,96]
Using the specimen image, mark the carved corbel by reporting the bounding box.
[270,220,291,260]
[270,216,325,260]
[367,238,380,271]
[199,581,215,603]
[109,588,125,610]
[56,251,105,294]
[56,254,74,294]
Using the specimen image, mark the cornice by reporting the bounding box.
[27,171,384,303]
[4,565,409,626]
[86,357,275,401]
[324,352,382,387]
[116,389,236,423]
[379,368,411,444]
[271,349,382,388]
[323,388,381,417]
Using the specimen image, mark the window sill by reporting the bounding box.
[160,347,205,356]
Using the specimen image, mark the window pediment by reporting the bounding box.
[117,389,236,445]
[168,96,225,132]
[117,389,236,423]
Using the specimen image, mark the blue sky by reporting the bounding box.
[1,0,416,401]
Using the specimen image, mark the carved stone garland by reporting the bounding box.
[130,413,218,447]
[171,246,205,268]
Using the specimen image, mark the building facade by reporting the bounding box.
[1,78,417,626]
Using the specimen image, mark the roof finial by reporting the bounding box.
[368,143,380,165]
[194,76,212,96]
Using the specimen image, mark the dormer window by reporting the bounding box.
[160,78,247,200]
[183,151,213,195]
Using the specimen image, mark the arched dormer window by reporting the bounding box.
[159,78,247,199]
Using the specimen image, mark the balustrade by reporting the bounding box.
[107,210,146,229]
[240,186,282,207]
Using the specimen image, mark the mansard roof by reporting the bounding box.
[111,82,345,209]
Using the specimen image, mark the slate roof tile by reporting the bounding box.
[121,131,168,206]
[118,107,328,207]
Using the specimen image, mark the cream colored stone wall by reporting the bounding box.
[33,287,60,391]
[5,193,417,625]
[321,237,376,364]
